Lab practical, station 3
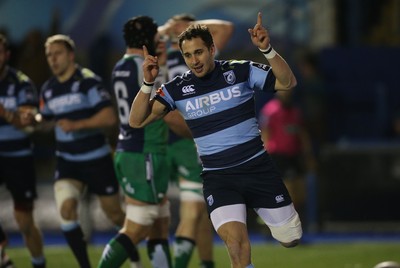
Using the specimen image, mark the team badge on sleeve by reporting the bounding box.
[223,70,236,85]
[207,195,214,206]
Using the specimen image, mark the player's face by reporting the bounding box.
[0,43,10,75]
[45,42,74,78]
[181,37,215,78]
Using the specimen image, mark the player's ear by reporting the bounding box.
[210,43,216,56]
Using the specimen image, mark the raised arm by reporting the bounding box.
[194,19,234,50]
[248,12,297,90]
[159,17,233,51]
[129,45,168,128]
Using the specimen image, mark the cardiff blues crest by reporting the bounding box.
[223,70,236,85]
[207,195,214,206]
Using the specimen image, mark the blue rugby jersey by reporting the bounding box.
[112,54,168,153]
[154,60,276,170]
[0,67,38,157]
[40,66,113,161]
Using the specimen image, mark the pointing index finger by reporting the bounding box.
[257,12,263,26]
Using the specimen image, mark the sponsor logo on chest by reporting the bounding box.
[183,86,241,119]
[0,97,17,109]
[48,93,82,111]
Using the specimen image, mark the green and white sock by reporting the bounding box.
[147,239,172,268]
[173,237,195,268]
[98,233,140,268]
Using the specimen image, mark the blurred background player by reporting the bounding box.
[158,14,234,268]
[98,16,174,268]
[259,90,316,226]
[0,33,46,268]
[0,222,14,268]
[39,34,125,268]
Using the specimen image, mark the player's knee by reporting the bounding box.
[280,239,300,248]
[219,226,251,266]
[269,211,303,246]
[217,221,248,246]
[54,181,80,223]
[14,200,34,212]
[59,198,78,221]
[14,211,34,234]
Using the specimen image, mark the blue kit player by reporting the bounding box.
[40,34,125,268]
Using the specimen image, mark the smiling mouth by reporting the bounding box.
[193,65,203,73]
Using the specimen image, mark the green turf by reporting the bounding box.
[6,242,400,267]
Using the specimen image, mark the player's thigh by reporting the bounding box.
[1,156,38,208]
[98,193,122,214]
[83,154,120,196]
[180,200,206,221]
[209,203,247,233]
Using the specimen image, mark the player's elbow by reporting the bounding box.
[289,75,297,89]
[276,73,297,91]
[129,122,142,128]
[285,74,297,90]
[129,114,151,128]
[129,119,143,128]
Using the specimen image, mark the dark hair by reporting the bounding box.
[0,34,9,50]
[123,16,158,55]
[171,13,196,22]
[178,24,214,51]
[45,34,75,52]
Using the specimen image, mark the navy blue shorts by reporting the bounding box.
[0,155,37,203]
[55,154,119,196]
[201,152,292,214]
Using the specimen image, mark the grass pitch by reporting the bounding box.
[6,242,400,267]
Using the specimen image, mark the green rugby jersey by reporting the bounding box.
[112,54,168,153]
